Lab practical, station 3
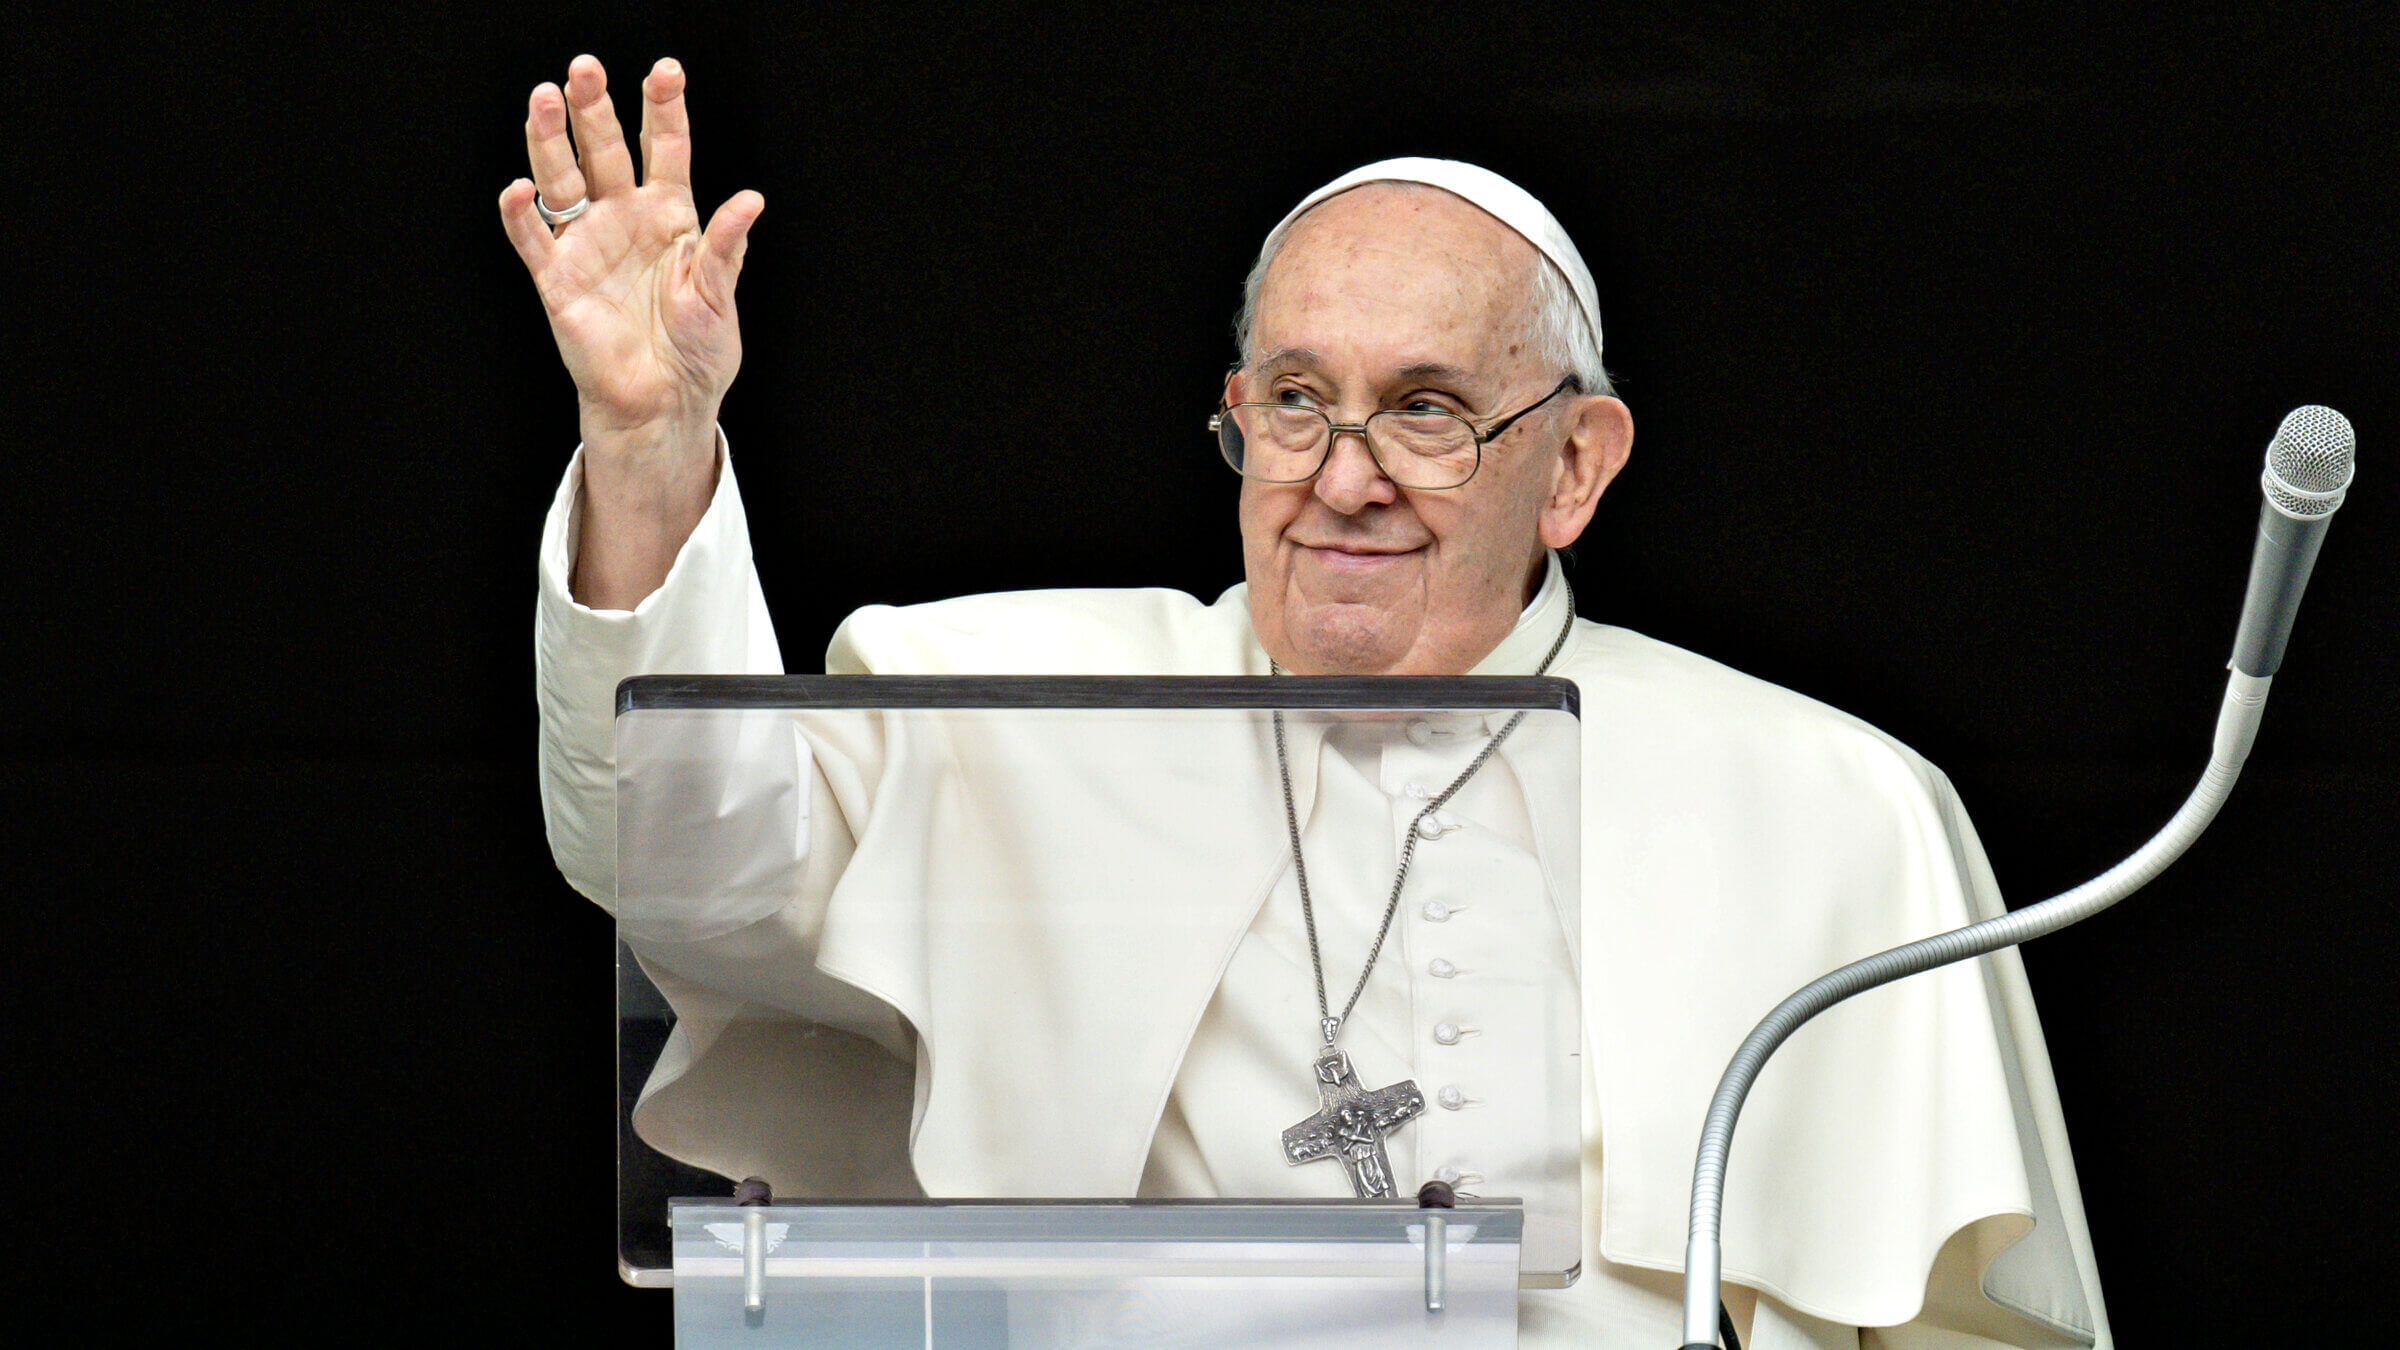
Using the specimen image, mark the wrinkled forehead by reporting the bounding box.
[1252,185,1542,377]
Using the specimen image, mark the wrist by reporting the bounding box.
[576,389,723,446]
[579,410,720,500]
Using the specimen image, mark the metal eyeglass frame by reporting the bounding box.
[1209,375,1580,490]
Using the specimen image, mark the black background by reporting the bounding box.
[15,3,2395,1342]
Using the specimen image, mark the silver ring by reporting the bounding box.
[534,192,591,227]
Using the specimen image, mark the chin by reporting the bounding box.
[1287,607,1413,676]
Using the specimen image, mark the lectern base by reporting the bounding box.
[669,1199,1525,1348]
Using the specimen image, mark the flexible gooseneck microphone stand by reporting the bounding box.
[1676,407,2356,1349]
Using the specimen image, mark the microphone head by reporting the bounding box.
[2262,405,2355,519]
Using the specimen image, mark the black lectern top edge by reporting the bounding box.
[616,674,1581,719]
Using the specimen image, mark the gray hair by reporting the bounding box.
[1232,212,1614,398]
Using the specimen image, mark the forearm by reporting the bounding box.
[570,411,723,610]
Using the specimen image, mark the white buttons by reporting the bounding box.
[1428,958,1457,979]
[1432,1166,1462,1186]
[1436,1085,1466,1110]
[1405,719,1435,747]
[1403,781,1431,800]
[1421,901,1450,922]
[1433,1021,1461,1045]
[1415,814,1450,840]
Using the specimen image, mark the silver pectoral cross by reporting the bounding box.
[1280,1047,1427,1198]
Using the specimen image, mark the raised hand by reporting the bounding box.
[499,56,763,608]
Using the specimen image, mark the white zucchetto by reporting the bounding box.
[1261,158,1604,361]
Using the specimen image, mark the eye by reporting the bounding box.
[1273,386,1326,409]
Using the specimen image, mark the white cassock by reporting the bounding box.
[540,444,2112,1349]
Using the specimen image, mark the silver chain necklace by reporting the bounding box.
[1273,577,1576,1197]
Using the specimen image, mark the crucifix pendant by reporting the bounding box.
[1280,1047,1426,1198]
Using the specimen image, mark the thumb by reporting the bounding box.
[698,190,764,306]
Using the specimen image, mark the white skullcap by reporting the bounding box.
[1261,157,1603,361]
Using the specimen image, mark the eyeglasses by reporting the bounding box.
[1210,376,1578,490]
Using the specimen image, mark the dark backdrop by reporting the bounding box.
[16,4,2394,1342]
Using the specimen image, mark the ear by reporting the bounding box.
[1221,366,1244,407]
[1538,395,1632,549]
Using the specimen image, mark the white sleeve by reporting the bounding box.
[535,430,788,911]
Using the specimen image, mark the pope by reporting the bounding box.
[506,54,2114,1348]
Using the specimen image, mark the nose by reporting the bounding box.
[1312,425,1400,514]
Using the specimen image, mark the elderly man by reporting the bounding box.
[509,55,2110,1348]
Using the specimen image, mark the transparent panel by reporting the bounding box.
[615,676,1581,1291]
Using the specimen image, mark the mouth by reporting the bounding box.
[1296,542,1424,571]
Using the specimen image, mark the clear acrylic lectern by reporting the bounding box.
[614,676,1582,1347]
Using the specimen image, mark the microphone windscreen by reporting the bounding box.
[2264,405,2356,518]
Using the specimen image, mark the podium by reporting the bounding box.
[614,676,1582,1346]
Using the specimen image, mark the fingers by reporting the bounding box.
[698,190,766,306]
[497,179,555,272]
[523,82,588,218]
[639,58,691,188]
[564,54,638,198]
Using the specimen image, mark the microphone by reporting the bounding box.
[1675,406,2356,1349]
[2230,406,2356,677]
